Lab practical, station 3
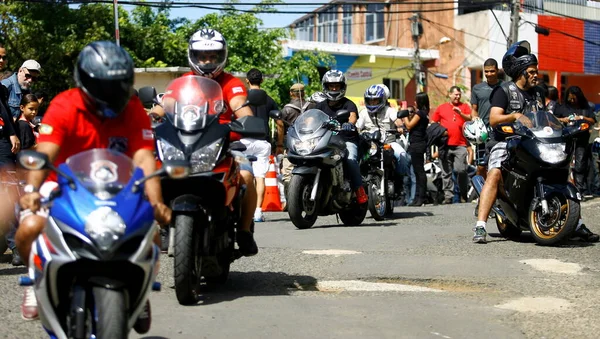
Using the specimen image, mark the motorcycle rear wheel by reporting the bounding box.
[288,175,319,229]
[367,176,386,221]
[174,214,202,305]
[92,287,127,339]
[339,197,368,226]
[529,194,579,246]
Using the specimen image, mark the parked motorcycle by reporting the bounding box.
[471,110,588,245]
[17,149,188,339]
[286,109,368,229]
[359,129,403,220]
[148,76,267,305]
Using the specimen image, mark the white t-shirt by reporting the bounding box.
[356,106,399,143]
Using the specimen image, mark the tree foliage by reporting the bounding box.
[0,0,333,106]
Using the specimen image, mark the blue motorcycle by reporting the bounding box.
[17,148,188,339]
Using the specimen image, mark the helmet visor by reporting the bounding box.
[83,75,133,117]
[190,50,226,75]
[366,97,382,107]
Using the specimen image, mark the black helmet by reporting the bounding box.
[502,41,538,79]
[74,41,135,118]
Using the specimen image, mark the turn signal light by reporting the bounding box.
[501,126,514,134]
[581,123,589,131]
[383,144,392,150]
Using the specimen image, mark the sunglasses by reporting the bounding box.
[0,55,7,60]
[23,69,39,81]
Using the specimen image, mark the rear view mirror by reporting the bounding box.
[269,110,282,120]
[138,86,158,109]
[18,151,50,170]
[230,116,267,139]
[335,110,350,123]
[247,89,267,107]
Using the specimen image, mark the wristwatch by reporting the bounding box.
[23,184,39,194]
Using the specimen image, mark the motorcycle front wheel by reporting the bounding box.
[367,175,386,221]
[529,194,579,246]
[174,214,202,305]
[288,174,319,229]
[93,287,127,339]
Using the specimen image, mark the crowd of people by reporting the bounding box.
[1,31,599,335]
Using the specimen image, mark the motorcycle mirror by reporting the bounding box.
[372,130,382,141]
[397,109,410,119]
[269,110,282,120]
[138,86,158,109]
[335,110,350,123]
[164,160,191,179]
[229,141,247,152]
[18,150,49,170]
[32,116,42,127]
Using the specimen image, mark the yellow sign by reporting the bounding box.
[346,96,404,112]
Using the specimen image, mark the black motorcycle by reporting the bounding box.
[359,129,403,220]
[140,76,267,305]
[472,110,588,245]
[286,109,367,229]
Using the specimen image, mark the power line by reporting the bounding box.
[520,3,600,27]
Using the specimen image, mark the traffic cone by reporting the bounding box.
[261,155,283,212]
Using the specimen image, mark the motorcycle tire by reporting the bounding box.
[495,214,522,239]
[367,176,386,221]
[92,287,127,339]
[529,194,580,246]
[174,214,201,305]
[288,174,319,229]
[338,198,368,226]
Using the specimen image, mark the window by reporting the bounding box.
[342,5,352,44]
[383,78,405,100]
[365,4,385,42]
[294,17,314,41]
[317,6,338,43]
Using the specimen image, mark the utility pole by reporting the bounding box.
[507,0,520,48]
[411,12,423,95]
[113,0,120,46]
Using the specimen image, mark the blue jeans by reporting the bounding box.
[345,141,362,190]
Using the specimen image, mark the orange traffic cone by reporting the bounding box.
[261,155,283,212]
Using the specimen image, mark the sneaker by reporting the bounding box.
[237,230,258,256]
[253,213,265,223]
[12,250,24,267]
[443,198,453,205]
[472,226,487,244]
[571,224,600,243]
[21,287,38,321]
[356,186,368,205]
[133,300,151,334]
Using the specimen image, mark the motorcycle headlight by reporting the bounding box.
[538,143,567,164]
[293,137,319,155]
[190,138,223,173]
[157,139,185,161]
[369,142,378,156]
[84,207,126,251]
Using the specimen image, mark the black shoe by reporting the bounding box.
[571,224,600,243]
[408,198,424,207]
[237,230,258,256]
[443,198,453,205]
[11,250,23,267]
[133,300,151,334]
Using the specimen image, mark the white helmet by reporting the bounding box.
[463,118,489,144]
[188,29,227,79]
[378,84,390,100]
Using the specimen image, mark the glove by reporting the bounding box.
[397,110,410,119]
[341,122,355,132]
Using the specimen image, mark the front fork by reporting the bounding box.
[379,155,386,195]
[310,169,322,201]
[537,177,550,216]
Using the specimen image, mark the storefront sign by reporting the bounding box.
[345,68,372,80]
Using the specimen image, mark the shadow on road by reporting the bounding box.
[190,271,317,306]
[488,232,594,247]
[0,266,27,276]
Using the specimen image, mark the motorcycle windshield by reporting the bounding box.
[162,76,226,132]
[521,111,563,138]
[65,149,135,199]
[293,109,330,141]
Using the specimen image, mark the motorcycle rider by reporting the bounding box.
[15,41,170,330]
[151,29,259,255]
[356,84,408,177]
[472,40,598,244]
[315,70,368,205]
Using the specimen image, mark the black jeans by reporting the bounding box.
[573,142,589,194]
[409,151,426,201]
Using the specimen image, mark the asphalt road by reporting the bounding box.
[2,199,600,339]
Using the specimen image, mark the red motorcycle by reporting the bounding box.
[143,76,266,305]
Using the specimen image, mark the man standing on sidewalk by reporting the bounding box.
[431,86,472,204]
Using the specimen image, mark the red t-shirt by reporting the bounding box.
[181,72,247,137]
[38,89,155,177]
[431,102,472,147]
